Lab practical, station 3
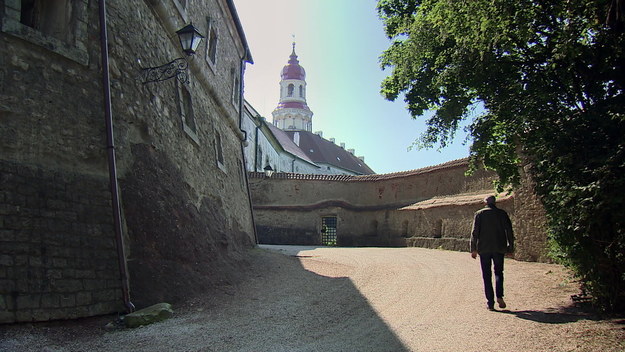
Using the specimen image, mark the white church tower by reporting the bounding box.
[272,43,313,131]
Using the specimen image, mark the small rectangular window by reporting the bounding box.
[173,0,189,22]
[215,131,225,168]
[231,67,241,108]
[2,0,88,64]
[177,83,199,145]
[20,0,73,42]
[205,17,218,69]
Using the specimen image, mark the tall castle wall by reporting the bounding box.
[0,0,255,323]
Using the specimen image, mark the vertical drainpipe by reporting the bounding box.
[254,124,260,172]
[98,0,134,313]
[238,57,258,245]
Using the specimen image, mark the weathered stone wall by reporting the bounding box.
[105,0,256,307]
[0,0,120,323]
[1,0,255,323]
[249,159,550,262]
[0,161,122,323]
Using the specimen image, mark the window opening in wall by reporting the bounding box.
[287,84,294,97]
[238,159,245,186]
[2,0,89,64]
[299,85,303,97]
[20,0,73,42]
[206,17,218,67]
[321,216,338,246]
[232,67,241,107]
[178,83,198,144]
[434,219,443,238]
[215,131,225,167]
[173,0,188,21]
[402,221,409,237]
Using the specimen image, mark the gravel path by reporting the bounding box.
[1,246,624,352]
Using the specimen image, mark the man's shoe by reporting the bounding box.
[497,297,506,309]
[487,303,495,311]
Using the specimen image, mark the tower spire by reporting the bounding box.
[272,43,313,132]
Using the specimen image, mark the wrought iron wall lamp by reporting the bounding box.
[139,24,204,84]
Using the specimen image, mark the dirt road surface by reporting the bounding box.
[1,246,624,352]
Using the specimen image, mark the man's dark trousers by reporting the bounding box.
[479,252,505,307]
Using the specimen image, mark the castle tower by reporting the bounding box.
[272,43,313,131]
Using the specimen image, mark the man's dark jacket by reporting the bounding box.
[470,205,514,254]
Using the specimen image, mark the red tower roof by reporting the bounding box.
[281,46,306,80]
[276,101,311,110]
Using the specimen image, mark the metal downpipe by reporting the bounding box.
[238,58,258,245]
[98,0,134,313]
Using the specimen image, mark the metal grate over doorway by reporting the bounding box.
[321,216,337,246]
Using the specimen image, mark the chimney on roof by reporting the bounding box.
[348,149,355,155]
[293,132,300,146]
[340,143,345,149]
[315,131,323,137]
[329,138,335,144]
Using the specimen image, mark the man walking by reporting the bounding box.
[470,195,514,310]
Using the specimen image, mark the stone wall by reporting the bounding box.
[0,160,122,322]
[1,0,255,323]
[249,159,550,262]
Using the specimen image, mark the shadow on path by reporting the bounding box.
[498,304,599,324]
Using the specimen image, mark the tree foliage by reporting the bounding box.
[378,0,625,311]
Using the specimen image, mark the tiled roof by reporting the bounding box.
[249,158,470,181]
[283,131,375,175]
[399,192,513,210]
[265,123,315,164]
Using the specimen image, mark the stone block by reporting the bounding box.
[74,269,96,279]
[60,293,76,307]
[54,279,83,292]
[124,303,174,328]
[16,294,40,309]
[92,289,118,302]
[0,230,16,242]
[52,258,67,268]
[0,255,14,266]
[76,291,92,306]
[26,255,40,266]
[89,301,122,316]
[83,279,106,290]
[0,310,15,323]
[41,294,60,308]
[31,309,52,321]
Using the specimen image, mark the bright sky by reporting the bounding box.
[234,0,471,174]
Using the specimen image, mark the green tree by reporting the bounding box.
[378,0,625,311]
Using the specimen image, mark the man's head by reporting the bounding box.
[484,195,496,205]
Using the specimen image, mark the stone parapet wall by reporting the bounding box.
[249,159,550,262]
[0,161,123,323]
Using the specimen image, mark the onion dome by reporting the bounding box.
[280,44,306,80]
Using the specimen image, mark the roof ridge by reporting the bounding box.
[247,158,470,181]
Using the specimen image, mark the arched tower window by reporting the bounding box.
[299,85,303,97]
[287,84,294,97]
